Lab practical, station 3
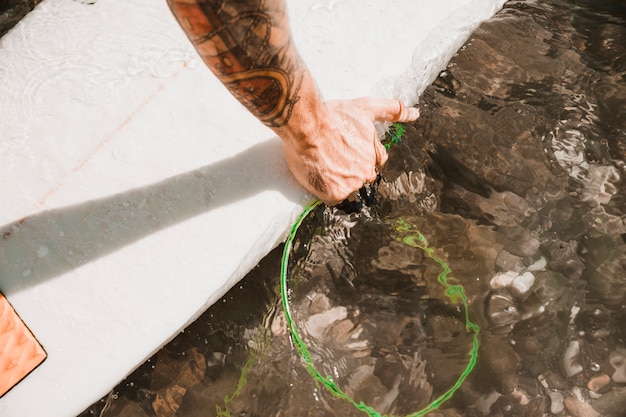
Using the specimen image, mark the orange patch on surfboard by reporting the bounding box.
[0,292,46,397]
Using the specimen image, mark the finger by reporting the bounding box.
[395,100,420,122]
[346,191,361,202]
[322,198,341,207]
[360,98,420,122]
[366,165,378,183]
[373,136,388,167]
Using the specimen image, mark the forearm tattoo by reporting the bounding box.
[168,0,303,128]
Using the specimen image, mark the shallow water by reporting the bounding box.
[80,0,625,416]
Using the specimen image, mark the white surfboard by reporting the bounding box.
[0,0,505,415]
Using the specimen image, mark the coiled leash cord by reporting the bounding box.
[279,123,480,416]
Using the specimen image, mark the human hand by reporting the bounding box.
[167,0,420,205]
[280,97,419,205]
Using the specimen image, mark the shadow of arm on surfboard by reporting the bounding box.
[0,137,304,296]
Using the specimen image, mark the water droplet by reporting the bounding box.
[590,363,601,372]
[36,245,49,258]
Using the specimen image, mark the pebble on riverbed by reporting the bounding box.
[548,391,564,414]
[564,388,600,417]
[587,374,611,392]
[563,341,584,377]
[609,348,626,383]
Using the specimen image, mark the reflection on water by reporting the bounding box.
[81,0,625,416]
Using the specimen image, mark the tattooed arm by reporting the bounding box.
[167,0,419,205]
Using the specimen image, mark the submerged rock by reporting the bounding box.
[548,390,564,414]
[591,386,626,416]
[563,341,584,377]
[609,347,626,383]
[587,373,611,392]
[564,388,600,417]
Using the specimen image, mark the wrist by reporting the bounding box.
[272,70,328,149]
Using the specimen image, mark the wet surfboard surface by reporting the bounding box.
[0,0,505,415]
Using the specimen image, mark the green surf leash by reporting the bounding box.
[279,123,481,416]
